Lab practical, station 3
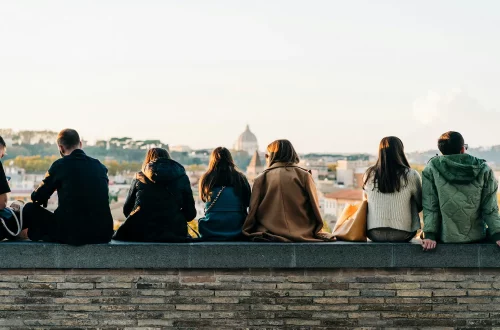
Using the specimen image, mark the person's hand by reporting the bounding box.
[421,239,437,251]
[496,240,500,248]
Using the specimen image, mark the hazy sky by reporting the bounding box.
[1,1,499,153]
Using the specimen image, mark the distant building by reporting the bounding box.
[246,150,265,181]
[170,145,193,153]
[300,159,328,178]
[234,125,259,155]
[336,160,370,187]
[323,189,364,228]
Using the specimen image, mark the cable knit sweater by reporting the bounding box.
[363,169,423,232]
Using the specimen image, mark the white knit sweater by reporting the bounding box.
[363,168,422,232]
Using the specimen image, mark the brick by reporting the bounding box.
[28,276,65,283]
[432,289,467,297]
[57,283,94,290]
[312,312,348,319]
[0,276,27,283]
[19,283,56,290]
[356,276,395,283]
[215,290,251,297]
[250,304,286,311]
[177,290,214,296]
[361,290,396,297]
[324,290,360,297]
[138,320,173,326]
[285,319,321,326]
[398,290,433,297]
[65,290,102,297]
[137,290,176,296]
[385,283,420,290]
[96,282,132,289]
[175,304,212,311]
[287,290,324,297]
[313,298,349,304]
[276,283,312,290]
[130,297,165,304]
[0,283,19,289]
[63,305,100,312]
[312,283,349,290]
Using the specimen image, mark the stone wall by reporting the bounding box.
[1,268,500,329]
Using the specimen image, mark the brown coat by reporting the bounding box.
[243,162,330,242]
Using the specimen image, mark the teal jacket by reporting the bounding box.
[422,154,500,243]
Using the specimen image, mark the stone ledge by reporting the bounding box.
[0,240,499,269]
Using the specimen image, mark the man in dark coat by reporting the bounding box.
[23,129,114,245]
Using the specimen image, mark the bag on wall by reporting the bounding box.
[332,200,367,242]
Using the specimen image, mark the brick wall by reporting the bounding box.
[1,268,500,329]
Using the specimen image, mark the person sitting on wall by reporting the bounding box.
[22,129,114,245]
[242,139,333,242]
[363,136,422,242]
[197,147,251,241]
[113,148,197,242]
[421,131,500,250]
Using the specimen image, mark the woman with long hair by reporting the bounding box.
[198,147,251,240]
[363,136,422,242]
[243,139,332,242]
[113,148,196,242]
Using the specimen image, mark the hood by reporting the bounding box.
[429,154,487,183]
[143,158,186,183]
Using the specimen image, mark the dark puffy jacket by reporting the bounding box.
[113,158,196,242]
[30,149,114,245]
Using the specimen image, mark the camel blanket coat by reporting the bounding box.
[242,162,327,242]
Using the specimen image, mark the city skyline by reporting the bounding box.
[1,1,500,153]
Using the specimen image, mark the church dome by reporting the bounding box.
[237,125,257,144]
[234,125,259,154]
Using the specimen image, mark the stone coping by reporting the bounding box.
[0,240,498,269]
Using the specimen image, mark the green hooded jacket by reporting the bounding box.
[422,154,500,243]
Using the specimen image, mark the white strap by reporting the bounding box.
[0,204,24,237]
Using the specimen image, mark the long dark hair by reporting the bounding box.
[142,148,170,172]
[363,136,411,193]
[266,139,300,167]
[199,147,247,202]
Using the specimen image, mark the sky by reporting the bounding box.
[1,0,500,154]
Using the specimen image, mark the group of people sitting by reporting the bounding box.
[0,129,499,251]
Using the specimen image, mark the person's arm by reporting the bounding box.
[242,175,264,236]
[0,193,7,210]
[31,162,60,206]
[123,176,138,218]
[421,167,440,250]
[304,173,327,235]
[0,163,11,210]
[179,175,196,222]
[412,170,423,213]
[481,169,500,245]
[242,175,252,211]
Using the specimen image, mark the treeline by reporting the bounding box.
[7,155,142,176]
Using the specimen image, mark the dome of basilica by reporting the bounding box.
[234,125,259,155]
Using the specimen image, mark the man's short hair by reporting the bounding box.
[438,131,464,155]
[57,129,80,149]
[0,136,5,148]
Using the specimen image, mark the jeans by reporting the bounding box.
[368,227,416,242]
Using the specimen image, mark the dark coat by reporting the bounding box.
[113,158,196,242]
[31,149,114,245]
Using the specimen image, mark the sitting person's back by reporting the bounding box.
[243,139,331,242]
[113,148,196,242]
[198,147,251,241]
[422,131,500,250]
[363,137,422,242]
[24,129,113,245]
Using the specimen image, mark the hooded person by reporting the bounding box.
[421,132,500,250]
[113,148,196,242]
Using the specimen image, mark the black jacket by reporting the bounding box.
[113,158,196,242]
[31,149,114,244]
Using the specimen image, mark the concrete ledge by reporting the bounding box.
[1,240,499,269]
